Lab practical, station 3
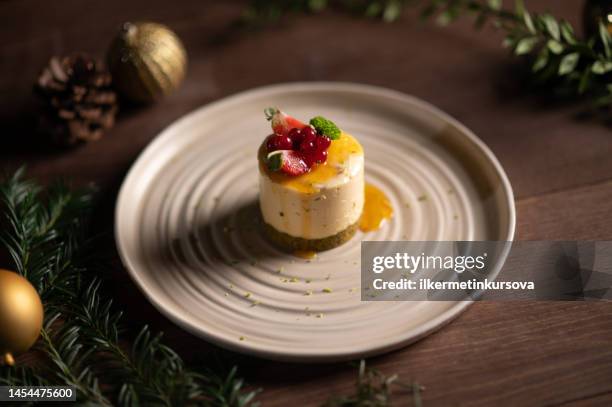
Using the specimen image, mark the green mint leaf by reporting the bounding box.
[309,116,341,140]
[558,53,579,76]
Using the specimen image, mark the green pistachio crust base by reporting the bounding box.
[263,221,359,252]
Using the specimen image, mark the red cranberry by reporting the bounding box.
[278,135,294,149]
[299,132,318,154]
[288,128,304,147]
[315,135,331,151]
[312,149,328,164]
[302,126,317,139]
[267,134,293,151]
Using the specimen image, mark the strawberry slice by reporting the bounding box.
[265,107,307,136]
[266,150,309,176]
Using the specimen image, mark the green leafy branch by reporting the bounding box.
[244,0,612,109]
[0,169,258,407]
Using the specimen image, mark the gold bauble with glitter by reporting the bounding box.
[0,269,44,366]
[107,21,187,103]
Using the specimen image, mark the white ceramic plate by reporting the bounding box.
[116,82,515,362]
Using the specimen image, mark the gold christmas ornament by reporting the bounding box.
[107,21,187,103]
[0,269,44,366]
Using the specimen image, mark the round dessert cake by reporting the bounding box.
[258,108,364,251]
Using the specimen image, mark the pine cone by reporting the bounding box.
[35,54,118,146]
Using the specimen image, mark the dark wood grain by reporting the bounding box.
[1,1,611,406]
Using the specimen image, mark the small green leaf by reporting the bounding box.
[532,47,549,72]
[560,21,576,44]
[523,11,536,34]
[541,14,560,41]
[383,0,401,22]
[309,116,341,140]
[592,60,612,74]
[487,0,501,11]
[558,53,579,75]
[547,39,564,54]
[515,37,538,55]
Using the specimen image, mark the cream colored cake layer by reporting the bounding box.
[258,132,365,240]
[259,155,364,239]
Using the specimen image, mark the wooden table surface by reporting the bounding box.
[2,0,612,406]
